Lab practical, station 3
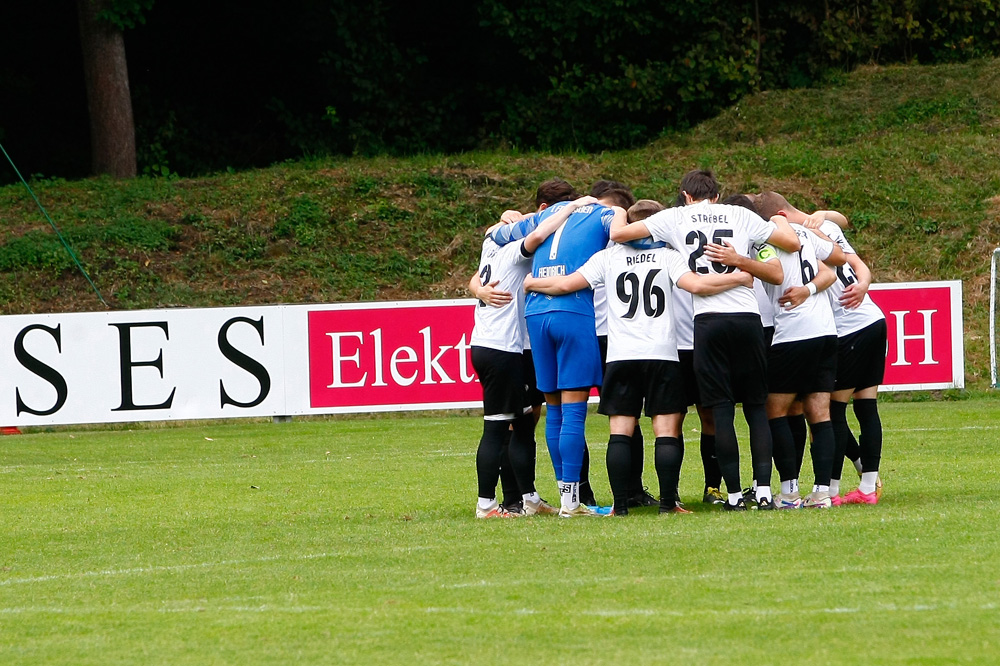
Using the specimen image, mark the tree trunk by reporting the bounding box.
[77,0,136,178]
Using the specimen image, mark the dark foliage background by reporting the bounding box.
[3,0,1000,183]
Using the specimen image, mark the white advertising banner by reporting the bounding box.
[0,282,966,427]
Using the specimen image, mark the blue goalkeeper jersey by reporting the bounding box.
[522,201,614,317]
[490,203,665,319]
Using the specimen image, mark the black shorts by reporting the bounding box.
[678,349,700,407]
[522,349,544,407]
[767,335,838,395]
[598,359,686,418]
[763,325,775,348]
[472,346,526,418]
[835,319,888,392]
[693,313,768,408]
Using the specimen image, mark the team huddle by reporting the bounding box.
[468,170,886,518]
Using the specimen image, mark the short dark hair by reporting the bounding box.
[597,188,635,210]
[627,199,664,224]
[754,191,794,220]
[590,179,634,207]
[679,169,719,201]
[722,194,758,214]
[535,178,576,208]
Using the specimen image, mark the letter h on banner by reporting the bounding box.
[890,309,938,367]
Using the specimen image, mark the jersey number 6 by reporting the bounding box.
[616,269,666,319]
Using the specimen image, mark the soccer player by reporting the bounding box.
[514,189,633,517]
[589,180,656,509]
[706,193,784,506]
[720,192,846,509]
[801,212,888,505]
[610,170,800,511]
[524,198,753,515]
[469,189,586,518]
[473,178,578,513]
[485,178,604,507]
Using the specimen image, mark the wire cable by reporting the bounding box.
[0,142,109,308]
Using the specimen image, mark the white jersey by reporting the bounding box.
[765,224,837,345]
[470,238,531,353]
[594,284,608,336]
[754,277,775,328]
[819,221,886,336]
[643,200,777,317]
[673,288,695,351]
[593,239,614,336]
[577,244,690,363]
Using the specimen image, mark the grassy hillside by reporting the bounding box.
[2,58,999,389]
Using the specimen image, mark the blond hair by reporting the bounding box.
[627,199,665,224]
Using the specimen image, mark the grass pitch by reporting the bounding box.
[2,400,999,664]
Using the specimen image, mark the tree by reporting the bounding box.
[76,0,139,177]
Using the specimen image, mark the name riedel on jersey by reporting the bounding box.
[626,252,658,266]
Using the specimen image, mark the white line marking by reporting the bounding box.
[0,552,339,588]
[3,601,996,617]
[425,602,998,617]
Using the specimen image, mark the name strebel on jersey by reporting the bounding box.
[538,265,567,278]
[690,212,731,225]
[626,252,658,267]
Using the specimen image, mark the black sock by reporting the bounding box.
[629,423,645,496]
[498,430,519,505]
[700,433,721,490]
[854,398,883,473]
[829,400,854,481]
[606,434,633,514]
[769,416,797,482]
[579,445,596,505]
[788,413,807,477]
[654,436,683,511]
[712,403,740,494]
[809,420,835,487]
[744,403,773,488]
[509,412,537,495]
[476,420,510,500]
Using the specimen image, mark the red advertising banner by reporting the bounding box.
[308,301,480,409]
[304,281,964,414]
[868,281,964,391]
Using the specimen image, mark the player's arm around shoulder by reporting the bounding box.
[805,227,846,266]
[469,271,513,307]
[802,209,849,230]
[525,244,607,296]
[778,260,836,310]
[664,246,753,295]
[609,208,651,243]
[840,253,874,309]
[704,241,783,285]
[488,212,539,245]
[523,196,598,253]
[766,214,801,253]
[523,272,590,296]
